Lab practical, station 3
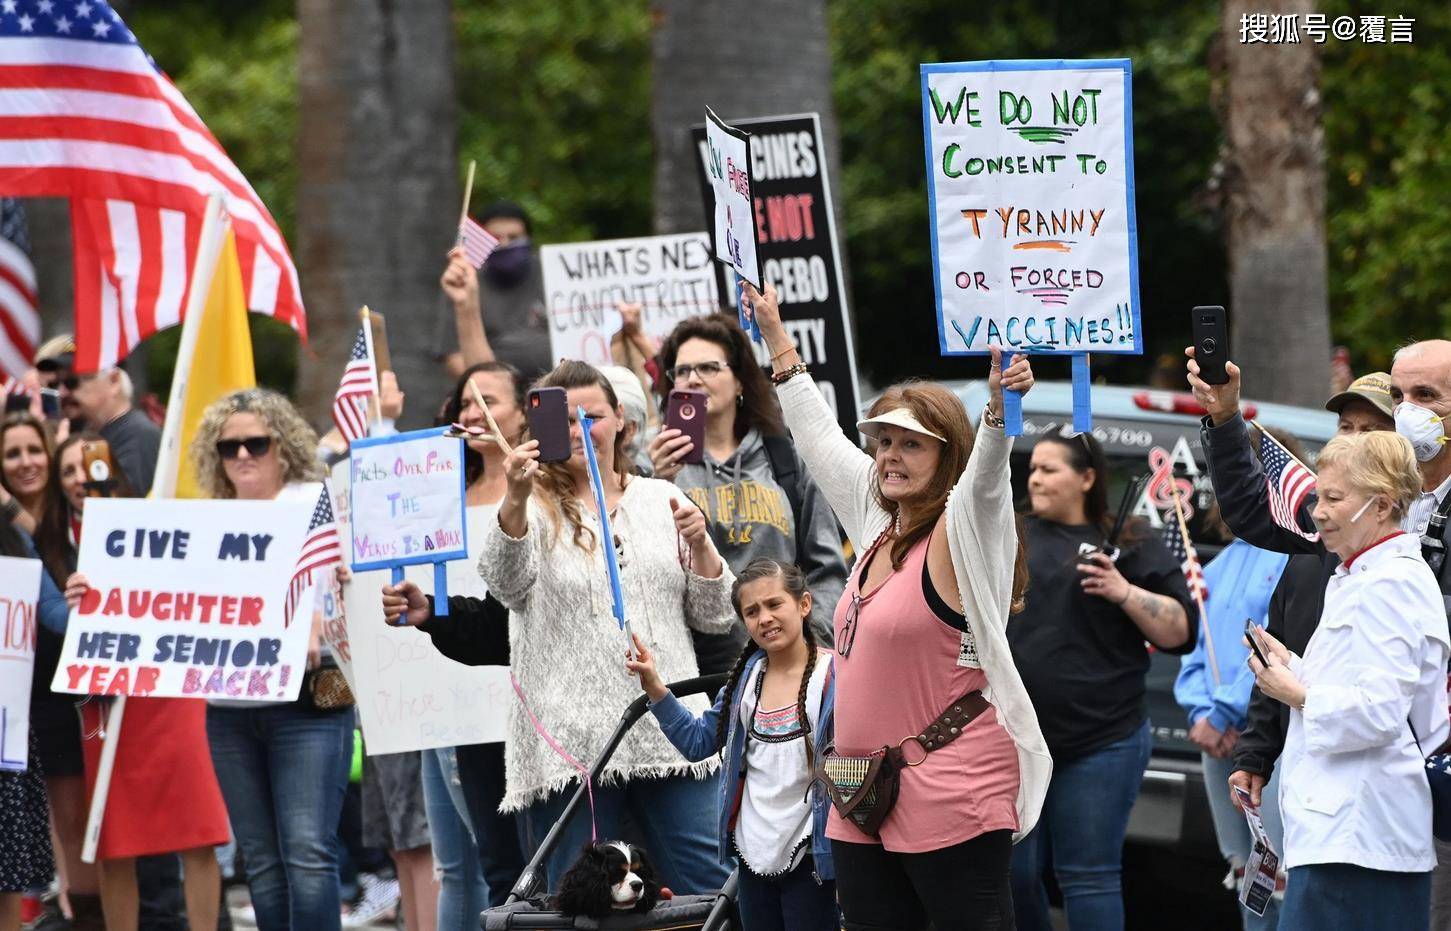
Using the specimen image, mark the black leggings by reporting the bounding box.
[833,830,1015,931]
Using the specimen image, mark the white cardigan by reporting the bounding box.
[1280,532,1450,871]
[775,375,1052,840]
[479,475,736,811]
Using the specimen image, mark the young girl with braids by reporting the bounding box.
[626,557,837,931]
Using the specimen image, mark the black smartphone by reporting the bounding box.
[39,388,60,420]
[526,387,571,462]
[1244,619,1269,666]
[1191,305,1230,385]
[665,389,707,465]
[3,392,27,414]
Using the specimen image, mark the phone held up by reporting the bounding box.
[1191,305,1230,385]
[526,387,571,463]
[1244,619,1270,667]
[665,389,707,465]
[82,439,119,498]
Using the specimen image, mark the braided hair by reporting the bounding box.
[714,559,818,772]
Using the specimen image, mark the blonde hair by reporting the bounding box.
[1314,431,1421,519]
[190,388,323,498]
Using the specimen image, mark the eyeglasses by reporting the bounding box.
[216,436,273,460]
[667,361,731,382]
[61,372,97,391]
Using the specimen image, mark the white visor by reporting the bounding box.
[856,407,947,443]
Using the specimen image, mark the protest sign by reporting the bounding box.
[691,112,862,437]
[349,427,467,612]
[0,557,42,771]
[51,498,310,700]
[922,59,1141,431]
[704,106,761,290]
[541,233,719,367]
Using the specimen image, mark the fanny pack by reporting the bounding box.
[302,663,355,711]
[812,689,990,837]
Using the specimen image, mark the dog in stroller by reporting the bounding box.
[554,841,661,918]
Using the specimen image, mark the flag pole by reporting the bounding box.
[1249,420,1315,476]
[360,305,381,432]
[82,194,230,863]
[456,159,476,247]
[1170,479,1219,686]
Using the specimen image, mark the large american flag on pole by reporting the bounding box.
[332,326,376,445]
[1254,423,1319,542]
[0,0,305,372]
[285,485,342,626]
[0,197,37,379]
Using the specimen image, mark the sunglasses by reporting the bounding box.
[216,436,273,460]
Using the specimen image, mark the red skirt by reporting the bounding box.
[81,697,229,860]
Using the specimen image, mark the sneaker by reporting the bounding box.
[342,873,400,928]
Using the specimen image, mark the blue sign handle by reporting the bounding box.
[434,562,450,617]
[1071,353,1093,434]
[1001,352,1023,437]
[735,273,762,343]
[578,409,630,639]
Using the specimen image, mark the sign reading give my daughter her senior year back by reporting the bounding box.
[51,498,310,701]
[349,427,467,614]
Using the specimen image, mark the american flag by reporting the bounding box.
[0,0,305,372]
[458,216,499,269]
[1162,505,1208,604]
[332,326,376,445]
[1255,424,1319,542]
[0,198,37,379]
[285,485,342,626]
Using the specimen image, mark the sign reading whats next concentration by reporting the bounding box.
[691,113,862,438]
[921,59,1141,356]
[51,498,310,701]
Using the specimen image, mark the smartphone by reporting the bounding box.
[1244,619,1270,666]
[1191,305,1230,385]
[82,440,117,497]
[3,392,27,414]
[526,387,571,462]
[665,389,707,465]
[39,388,60,420]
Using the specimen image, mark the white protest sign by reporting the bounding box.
[349,427,467,578]
[705,106,761,289]
[920,59,1141,355]
[541,233,719,366]
[0,557,42,771]
[51,497,310,700]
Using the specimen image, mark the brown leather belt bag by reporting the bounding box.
[812,689,991,837]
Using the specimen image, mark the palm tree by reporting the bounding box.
[295,0,459,425]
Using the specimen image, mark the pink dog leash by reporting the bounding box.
[509,672,597,841]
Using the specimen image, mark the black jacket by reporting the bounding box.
[418,594,510,667]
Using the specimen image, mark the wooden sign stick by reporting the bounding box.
[468,377,513,456]
[456,159,477,246]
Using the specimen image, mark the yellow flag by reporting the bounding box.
[174,228,256,499]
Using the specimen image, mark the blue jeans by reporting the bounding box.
[207,703,353,931]
[737,858,838,931]
[456,741,528,906]
[1202,753,1283,930]
[521,773,730,894]
[422,747,489,929]
[1012,720,1152,931]
[1280,863,1430,930]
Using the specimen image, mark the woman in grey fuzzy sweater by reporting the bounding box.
[481,360,737,894]
[650,314,848,675]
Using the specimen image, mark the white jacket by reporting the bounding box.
[775,375,1052,840]
[1280,532,1451,871]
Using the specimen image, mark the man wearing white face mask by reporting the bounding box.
[1388,341,1451,534]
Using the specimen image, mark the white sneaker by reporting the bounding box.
[342,873,400,928]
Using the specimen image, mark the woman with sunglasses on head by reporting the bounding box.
[650,315,847,677]
[478,359,737,893]
[746,281,1048,931]
[1008,431,1194,931]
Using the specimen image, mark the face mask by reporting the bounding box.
[1394,401,1448,462]
[483,238,533,287]
[1349,497,1376,523]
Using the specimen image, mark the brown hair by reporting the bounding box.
[531,361,634,551]
[1032,431,1149,547]
[866,381,1029,611]
[657,314,785,440]
[2,413,69,584]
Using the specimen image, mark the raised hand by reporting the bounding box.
[1185,345,1243,426]
[647,428,694,481]
[382,580,431,627]
[440,246,478,307]
[624,632,667,701]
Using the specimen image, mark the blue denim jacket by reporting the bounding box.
[648,649,836,881]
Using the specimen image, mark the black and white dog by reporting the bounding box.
[554,840,660,918]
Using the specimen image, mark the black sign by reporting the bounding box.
[691,113,862,438]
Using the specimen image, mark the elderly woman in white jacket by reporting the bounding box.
[1249,430,1449,931]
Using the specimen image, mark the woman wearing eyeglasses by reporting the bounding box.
[746,282,1047,931]
[1008,431,1194,931]
[650,315,847,676]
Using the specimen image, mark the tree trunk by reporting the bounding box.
[1218,0,1330,407]
[295,0,458,429]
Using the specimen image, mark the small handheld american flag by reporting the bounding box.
[1254,424,1319,542]
[458,217,499,269]
[1162,503,1208,604]
[285,485,342,626]
[332,326,378,445]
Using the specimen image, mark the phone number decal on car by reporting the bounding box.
[1092,426,1154,448]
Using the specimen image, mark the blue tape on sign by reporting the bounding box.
[434,562,450,617]
[1072,354,1093,433]
[1001,352,1023,437]
[736,273,762,343]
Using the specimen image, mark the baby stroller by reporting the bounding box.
[483,674,739,930]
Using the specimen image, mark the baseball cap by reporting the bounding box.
[1325,371,1394,419]
[35,334,76,372]
[857,407,947,443]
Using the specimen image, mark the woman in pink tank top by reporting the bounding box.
[747,280,1053,931]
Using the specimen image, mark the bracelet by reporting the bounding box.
[770,363,809,386]
[982,405,1005,429]
[770,345,797,363]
